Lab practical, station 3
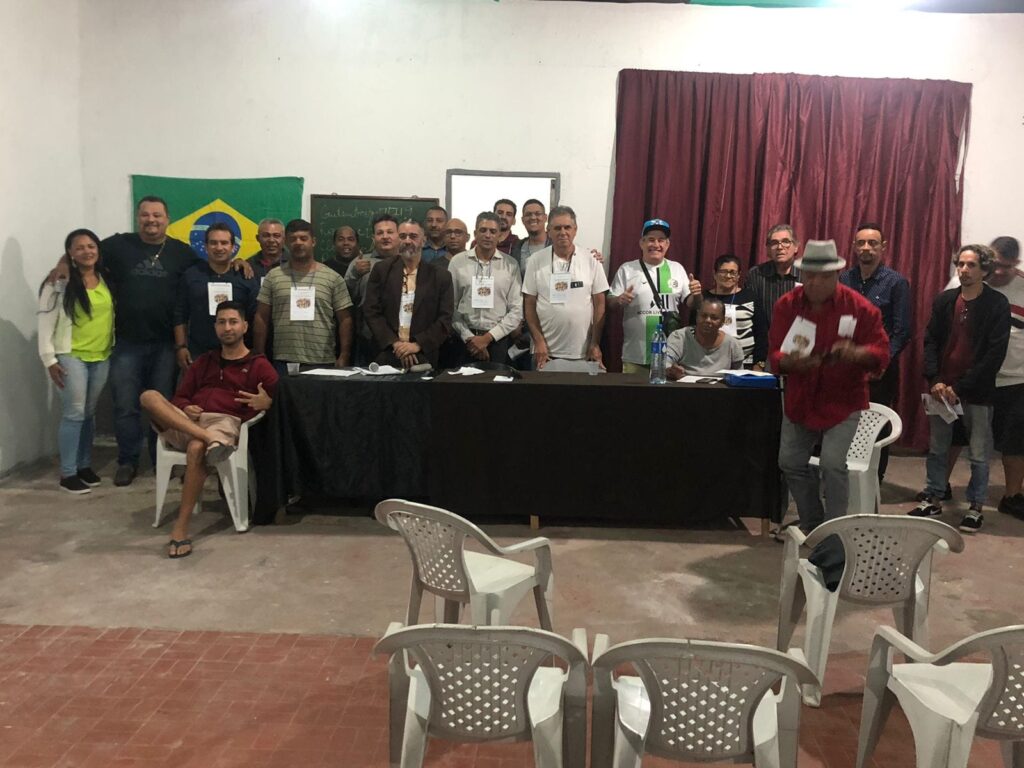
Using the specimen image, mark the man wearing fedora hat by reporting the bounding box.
[768,239,890,533]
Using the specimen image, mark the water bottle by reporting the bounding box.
[649,323,667,384]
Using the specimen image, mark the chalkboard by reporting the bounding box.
[310,194,441,263]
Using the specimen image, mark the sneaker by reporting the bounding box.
[909,498,943,517]
[59,476,91,495]
[959,506,984,532]
[76,468,101,487]
[915,483,953,503]
[113,464,137,487]
[997,494,1024,517]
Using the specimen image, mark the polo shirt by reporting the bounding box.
[257,264,352,364]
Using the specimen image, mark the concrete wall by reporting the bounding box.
[0,0,82,475]
[3,0,1023,473]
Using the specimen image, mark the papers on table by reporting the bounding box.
[493,375,515,382]
[300,365,403,377]
[715,369,775,377]
[447,367,486,376]
[363,364,403,375]
[781,316,817,357]
[921,393,963,424]
[678,375,722,384]
[300,368,360,377]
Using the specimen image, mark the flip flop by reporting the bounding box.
[168,539,193,559]
[205,442,235,465]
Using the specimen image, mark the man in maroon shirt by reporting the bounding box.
[769,240,889,533]
[911,245,1010,532]
[140,301,279,558]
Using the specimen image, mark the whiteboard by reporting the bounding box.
[446,170,560,239]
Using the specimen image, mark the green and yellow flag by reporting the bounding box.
[130,175,303,260]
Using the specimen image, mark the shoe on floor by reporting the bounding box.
[205,442,235,465]
[59,475,91,495]
[909,498,942,517]
[113,464,137,487]
[997,493,1024,517]
[959,506,984,533]
[76,467,101,487]
[915,483,953,503]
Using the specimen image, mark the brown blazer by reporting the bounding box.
[363,255,454,368]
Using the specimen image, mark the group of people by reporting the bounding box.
[37,192,1022,554]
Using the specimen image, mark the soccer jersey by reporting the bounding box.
[610,258,691,365]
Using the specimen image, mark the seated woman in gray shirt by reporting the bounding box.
[666,297,745,379]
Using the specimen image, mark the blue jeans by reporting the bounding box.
[778,411,861,532]
[109,340,176,467]
[56,355,109,478]
[925,403,993,505]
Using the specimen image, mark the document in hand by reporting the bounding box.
[921,393,963,425]
[781,316,817,357]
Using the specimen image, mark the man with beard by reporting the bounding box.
[254,219,353,373]
[141,301,278,559]
[494,198,521,256]
[422,206,449,263]
[363,220,454,369]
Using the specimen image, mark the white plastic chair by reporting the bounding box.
[591,634,817,768]
[375,622,589,768]
[153,411,265,533]
[539,358,604,373]
[373,499,554,629]
[808,402,903,514]
[776,514,964,706]
[856,625,1024,768]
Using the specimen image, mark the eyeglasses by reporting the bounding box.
[767,238,794,248]
[716,269,740,276]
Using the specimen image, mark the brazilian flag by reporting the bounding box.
[130,175,303,260]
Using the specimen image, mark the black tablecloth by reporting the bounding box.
[253,371,782,525]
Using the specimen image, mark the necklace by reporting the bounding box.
[149,239,166,265]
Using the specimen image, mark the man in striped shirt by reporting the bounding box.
[749,224,801,371]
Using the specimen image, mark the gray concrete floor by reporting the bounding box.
[1,441,1022,656]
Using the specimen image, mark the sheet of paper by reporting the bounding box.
[447,367,486,376]
[715,369,775,377]
[300,368,360,377]
[493,375,515,382]
[354,365,403,375]
[678,375,722,383]
[920,393,963,424]
[781,316,817,357]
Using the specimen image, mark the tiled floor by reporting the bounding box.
[0,623,1005,767]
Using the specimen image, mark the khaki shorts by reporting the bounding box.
[158,406,241,454]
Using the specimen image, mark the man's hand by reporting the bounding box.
[616,286,636,307]
[183,405,203,421]
[175,347,193,371]
[235,382,272,411]
[393,340,420,359]
[534,341,551,370]
[590,248,603,264]
[778,352,823,374]
[47,362,66,389]
[930,382,958,404]
[46,256,70,286]
[355,257,372,275]
[587,344,604,367]
[667,364,685,381]
[688,278,702,297]
[334,354,350,369]
[828,339,869,366]
[752,362,766,372]
[230,258,255,279]
[466,334,491,359]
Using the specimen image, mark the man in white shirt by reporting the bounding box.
[607,218,699,373]
[522,205,609,369]
[449,212,523,365]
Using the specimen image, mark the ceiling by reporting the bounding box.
[552,0,1024,12]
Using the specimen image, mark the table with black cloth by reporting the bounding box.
[252,371,783,527]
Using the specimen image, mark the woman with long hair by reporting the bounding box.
[38,229,115,494]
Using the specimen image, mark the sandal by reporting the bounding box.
[168,539,193,559]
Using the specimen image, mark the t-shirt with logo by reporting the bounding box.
[609,259,691,365]
[522,246,609,360]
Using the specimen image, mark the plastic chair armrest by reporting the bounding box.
[874,625,936,663]
[496,536,552,555]
[242,410,267,430]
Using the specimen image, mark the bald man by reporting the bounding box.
[437,218,469,271]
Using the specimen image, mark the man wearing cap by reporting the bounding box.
[522,205,608,369]
[768,240,890,533]
[608,218,700,373]
[750,224,802,372]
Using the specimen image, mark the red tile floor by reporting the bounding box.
[0,623,1005,767]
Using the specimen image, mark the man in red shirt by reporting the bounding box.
[769,240,889,533]
[141,301,278,558]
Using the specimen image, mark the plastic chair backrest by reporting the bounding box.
[805,515,963,606]
[594,639,815,762]
[374,500,490,600]
[950,626,1024,740]
[375,624,587,743]
[846,403,902,468]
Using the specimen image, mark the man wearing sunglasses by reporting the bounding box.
[749,224,801,371]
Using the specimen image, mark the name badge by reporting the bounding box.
[722,303,738,337]
[207,282,233,315]
[399,290,416,335]
[472,275,495,309]
[290,285,316,321]
[838,314,857,338]
[550,272,571,304]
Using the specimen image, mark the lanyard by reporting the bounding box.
[288,264,317,288]
[551,250,574,274]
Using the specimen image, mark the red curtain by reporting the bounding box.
[608,69,971,449]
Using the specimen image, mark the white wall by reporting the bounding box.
[0,0,82,475]
[3,0,1023,472]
